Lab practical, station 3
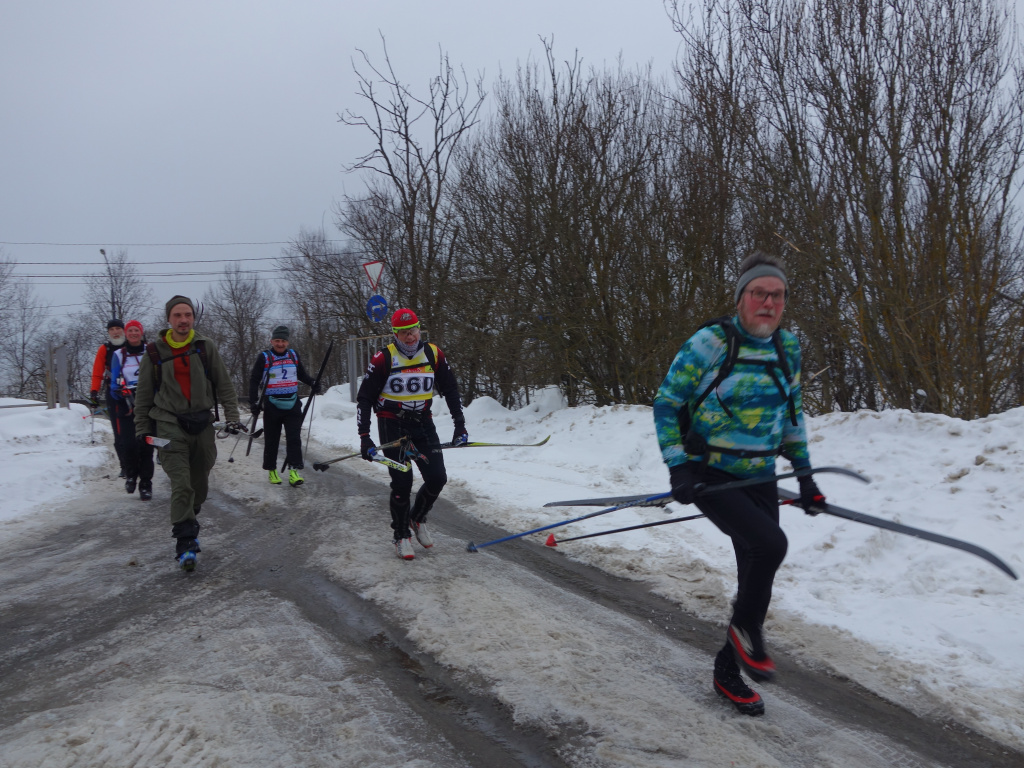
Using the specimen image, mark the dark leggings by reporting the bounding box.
[695,467,788,632]
[262,400,305,470]
[111,399,154,481]
[377,416,448,540]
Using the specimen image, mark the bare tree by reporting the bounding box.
[671,0,1024,418]
[337,36,486,344]
[0,281,48,398]
[200,265,277,397]
[84,249,155,328]
[0,252,16,345]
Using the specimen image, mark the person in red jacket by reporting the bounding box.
[356,308,467,561]
[90,318,126,474]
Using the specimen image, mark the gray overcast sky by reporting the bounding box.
[0,0,682,316]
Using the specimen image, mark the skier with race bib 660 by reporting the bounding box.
[356,308,468,561]
[653,251,828,717]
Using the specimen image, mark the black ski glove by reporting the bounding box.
[360,433,377,461]
[669,462,702,505]
[248,401,260,415]
[223,421,247,435]
[798,475,827,516]
[89,390,100,407]
[310,383,322,396]
[452,423,469,446]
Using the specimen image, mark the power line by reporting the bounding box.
[14,269,282,278]
[12,257,283,266]
[0,240,349,247]
[24,277,271,285]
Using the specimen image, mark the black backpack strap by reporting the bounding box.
[770,331,798,426]
[195,340,219,421]
[145,343,163,391]
[691,318,740,419]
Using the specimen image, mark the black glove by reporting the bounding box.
[223,421,247,435]
[452,424,469,446]
[248,400,260,415]
[89,390,100,407]
[669,462,702,505]
[798,475,827,516]
[310,383,322,396]
[360,433,377,461]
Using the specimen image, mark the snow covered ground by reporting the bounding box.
[2,390,1022,752]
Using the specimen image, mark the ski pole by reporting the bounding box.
[778,489,1018,580]
[545,513,707,547]
[227,410,257,463]
[302,393,316,460]
[312,437,408,471]
[468,466,869,552]
[282,339,334,472]
[544,491,849,548]
[442,435,551,449]
[466,493,670,552]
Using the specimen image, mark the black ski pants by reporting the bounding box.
[262,400,305,470]
[111,399,154,481]
[377,415,447,541]
[694,466,787,634]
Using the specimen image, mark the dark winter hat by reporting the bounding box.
[271,325,290,340]
[165,295,195,318]
[107,318,124,329]
[391,308,420,331]
[734,252,788,304]
[125,320,144,334]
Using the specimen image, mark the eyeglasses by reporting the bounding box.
[745,288,787,305]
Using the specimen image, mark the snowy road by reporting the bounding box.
[1,449,1020,767]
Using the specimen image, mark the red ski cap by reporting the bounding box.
[391,308,420,331]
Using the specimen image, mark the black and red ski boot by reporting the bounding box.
[727,622,776,682]
[714,655,765,716]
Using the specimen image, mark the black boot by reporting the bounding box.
[389,491,411,541]
[125,476,137,494]
[138,479,152,501]
[713,649,764,716]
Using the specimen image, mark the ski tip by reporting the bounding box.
[545,534,558,547]
[466,541,478,553]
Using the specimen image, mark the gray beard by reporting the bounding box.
[109,337,126,347]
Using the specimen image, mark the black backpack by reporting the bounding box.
[679,316,797,460]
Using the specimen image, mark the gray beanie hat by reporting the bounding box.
[734,263,788,304]
[165,295,196,318]
[271,325,290,340]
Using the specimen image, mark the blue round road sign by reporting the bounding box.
[366,295,389,323]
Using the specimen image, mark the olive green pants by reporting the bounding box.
[155,420,217,530]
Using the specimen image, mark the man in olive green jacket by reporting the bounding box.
[134,295,242,571]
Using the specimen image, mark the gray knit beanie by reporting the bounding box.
[165,295,196,318]
[734,253,788,304]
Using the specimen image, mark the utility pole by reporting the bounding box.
[99,248,117,319]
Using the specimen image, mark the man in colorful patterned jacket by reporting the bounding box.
[247,325,318,487]
[356,308,468,561]
[653,251,827,717]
